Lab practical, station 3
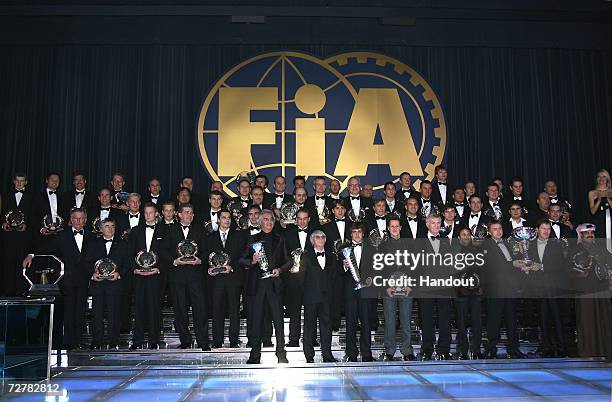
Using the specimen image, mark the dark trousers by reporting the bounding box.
[91,281,122,346]
[345,291,372,360]
[303,302,333,360]
[539,298,565,353]
[331,275,345,331]
[455,295,482,354]
[283,276,303,343]
[169,268,209,347]
[212,285,241,345]
[62,283,89,348]
[132,275,161,345]
[419,298,452,354]
[1,232,29,296]
[486,298,519,353]
[246,295,272,344]
[119,274,133,333]
[249,281,286,360]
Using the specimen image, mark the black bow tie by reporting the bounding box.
[100,207,111,211]
[315,196,325,200]
[249,226,259,231]
[491,202,499,207]
[48,190,56,195]
[130,214,139,219]
[105,239,113,243]
[73,229,84,236]
[550,196,558,201]
[376,216,386,220]
[298,228,308,233]
[429,235,440,241]
[75,191,85,195]
[408,217,418,222]
[350,196,360,200]
[438,182,447,186]
[146,224,155,229]
[550,221,560,226]
[275,194,284,199]
[151,195,158,199]
[211,211,218,216]
[181,225,190,229]
[422,199,430,204]
[455,203,463,207]
[335,218,345,222]
[14,189,24,193]
[352,243,362,248]
[316,251,325,257]
[471,214,479,218]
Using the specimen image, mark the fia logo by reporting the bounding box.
[198,51,446,196]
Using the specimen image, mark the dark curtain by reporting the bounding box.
[0,45,610,222]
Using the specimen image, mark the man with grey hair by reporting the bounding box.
[240,209,291,364]
[342,176,373,217]
[301,230,338,362]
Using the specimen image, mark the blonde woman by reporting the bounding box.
[588,169,612,252]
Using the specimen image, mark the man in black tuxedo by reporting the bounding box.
[165,204,210,350]
[282,209,314,347]
[502,201,529,236]
[482,221,523,358]
[2,172,34,296]
[460,195,492,234]
[417,180,437,217]
[128,203,168,350]
[293,175,306,189]
[232,178,252,210]
[22,208,93,349]
[431,164,452,205]
[255,174,270,194]
[528,220,568,357]
[383,182,403,216]
[179,176,205,217]
[305,176,331,213]
[141,177,163,210]
[86,217,128,348]
[342,222,374,362]
[327,179,342,205]
[249,186,266,212]
[207,210,245,348]
[322,200,352,331]
[502,176,531,219]
[265,175,292,210]
[482,182,503,221]
[110,172,129,211]
[283,187,318,230]
[35,172,63,238]
[441,204,461,239]
[364,198,390,238]
[90,188,124,236]
[547,204,575,239]
[342,176,373,219]
[400,197,427,239]
[452,187,469,219]
[531,192,551,223]
[544,179,573,220]
[240,209,290,364]
[202,190,224,234]
[60,171,95,220]
[418,214,453,360]
[395,172,419,204]
[301,230,338,362]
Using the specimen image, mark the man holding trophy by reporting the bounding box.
[86,218,128,349]
[207,210,245,348]
[128,202,167,350]
[240,209,291,364]
[165,204,210,350]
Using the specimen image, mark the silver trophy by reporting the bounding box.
[236,213,250,230]
[91,217,103,237]
[4,210,25,231]
[251,241,273,279]
[209,251,230,274]
[203,220,217,235]
[460,270,481,293]
[280,202,300,225]
[42,214,64,234]
[226,200,244,225]
[115,191,130,205]
[389,272,411,297]
[317,205,331,225]
[177,239,199,262]
[289,248,304,273]
[120,227,131,241]
[420,203,440,220]
[368,228,388,248]
[135,250,158,272]
[235,171,256,187]
[471,223,489,246]
[571,250,593,274]
[94,258,118,280]
[335,240,371,290]
[511,227,542,273]
[347,207,366,223]
[22,254,64,296]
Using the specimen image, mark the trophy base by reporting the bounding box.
[390,291,410,297]
[211,267,227,274]
[260,271,274,279]
[179,257,196,262]
[513,260,543,273]
[28,284,61,296]
[353,282,368,291]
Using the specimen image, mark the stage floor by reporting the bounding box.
[4,348,611,401]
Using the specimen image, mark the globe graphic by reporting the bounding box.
[198,52,359,198]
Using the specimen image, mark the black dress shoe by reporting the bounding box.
[262,341,274,348]
[347,356,358,362]
[312,340,320,347]
[384,354,395,361]
[306,358,314,363]
[285,341,300,347]
[179,343,191,349]
[485,350,498,359]
[212,343,223,349]
[362,356,374,362]
[201,345,211,351]
[229,343,240,348]
[149,343,159,350]
[246,358,260,364]
[322,356,338,363]
[471,351,485,359]
[129,344,141,351]
[108,344,118,350]
[420,353,433,361]
[278,356,289,363]
[403,354,416,361]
